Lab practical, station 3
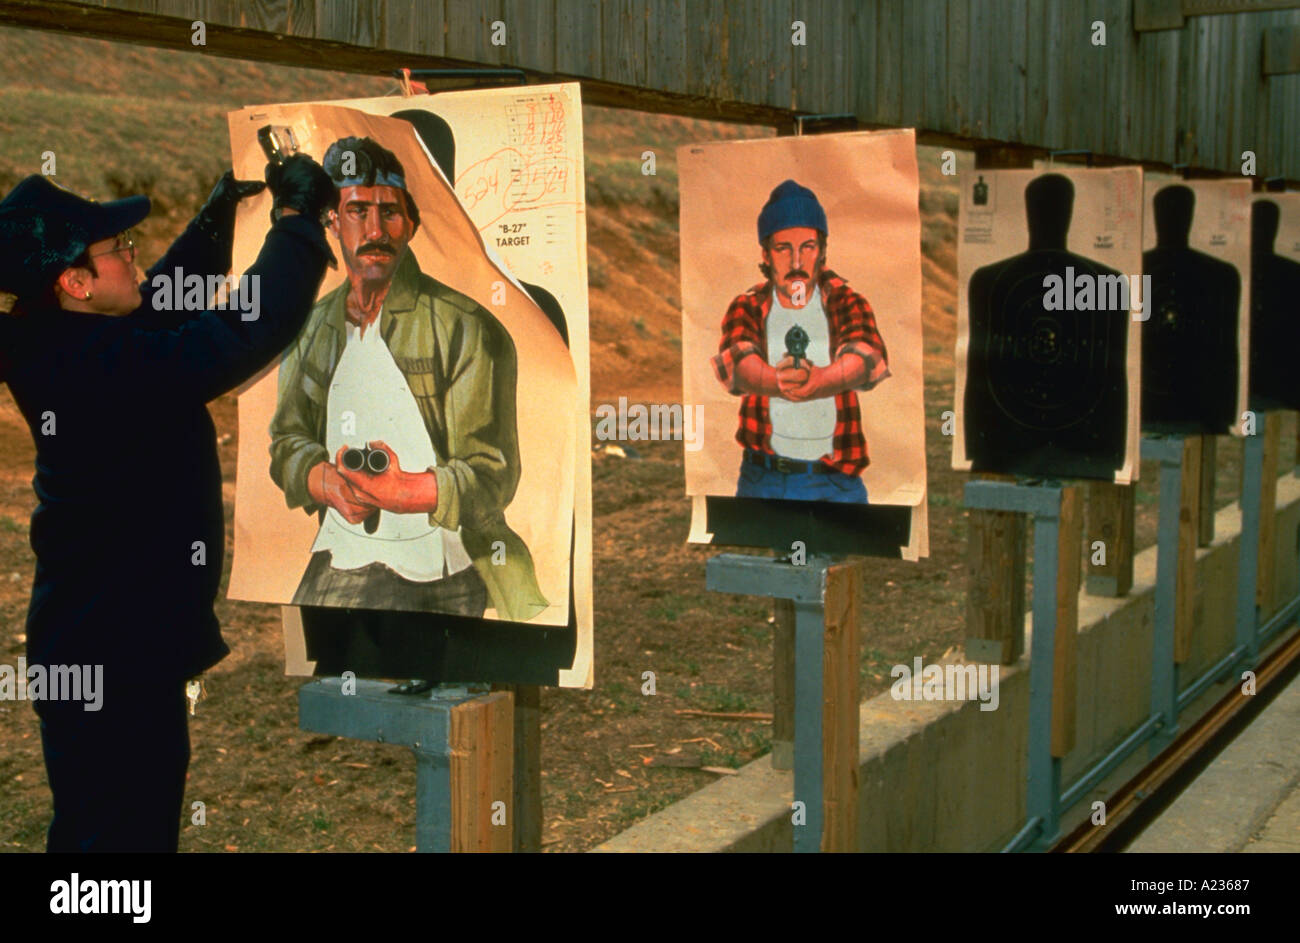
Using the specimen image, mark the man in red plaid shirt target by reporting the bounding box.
[710,180,891,503]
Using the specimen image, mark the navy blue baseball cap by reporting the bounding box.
[0,175,150,300]
[757,179,828,243]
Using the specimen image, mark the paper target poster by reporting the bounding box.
[1141,174,1251,436]
[955,167,1143,484]
[225,84,592,688]
[680,129,928,561]
[1249,191,1300,412]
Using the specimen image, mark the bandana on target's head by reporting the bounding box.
[322,135,419,225]
[336,168,407,190]
[322,136,409,193]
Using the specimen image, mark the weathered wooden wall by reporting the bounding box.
[1,0,1298,178]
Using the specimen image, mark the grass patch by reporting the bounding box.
[647,602,682,621]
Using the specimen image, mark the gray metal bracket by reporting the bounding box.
[706,553,833,853]
[965,479,1064,852]
[299,678,485,853]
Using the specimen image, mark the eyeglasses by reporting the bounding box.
[88,234,136,263]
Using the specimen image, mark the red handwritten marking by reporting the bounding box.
[506,94,567,149]
[458,156,503,212]
[509,162,569,205]
[457,148,577,230]
[453,94,575,229]
[544,94,565,146]
[458,148,519,210]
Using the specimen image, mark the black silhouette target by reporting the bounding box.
[1143,252,1193,404]
[984,265,1114,432]
[1141,247,1239,433]
[963,172,1130,480]
[1140,184,1241,434]
[1250,199,1300,411]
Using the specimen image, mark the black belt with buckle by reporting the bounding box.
[744,451,832,475]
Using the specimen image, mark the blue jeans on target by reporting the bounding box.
[735,454,868,504]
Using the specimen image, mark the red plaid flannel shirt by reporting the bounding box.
[710,270,890,475]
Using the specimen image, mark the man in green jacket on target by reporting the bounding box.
[270,135,547,625]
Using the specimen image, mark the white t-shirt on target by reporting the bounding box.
[765,286,836,462]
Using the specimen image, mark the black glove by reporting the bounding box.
[265,154,339,225]
[193,170,266,244]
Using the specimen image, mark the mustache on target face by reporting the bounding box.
[355,242,397,258]
[785,269,810,280]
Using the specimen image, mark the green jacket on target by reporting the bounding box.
[268,248,548,622]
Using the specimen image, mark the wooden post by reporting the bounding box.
[821,560,861,852]
[449,690,514,853]
[491,682,541,852]
[1176,437,1202,663]
[966,500,1027,663]
[1198,435,1217,547]
[965,145,1034,667]
[1085,482,1136,597]
[512,685,542,853]
[1052,485,1081,757]
[1196,434,1216,543]
[1257,412,1282,618]
[771,599,795,770]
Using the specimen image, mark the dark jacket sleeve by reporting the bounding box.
[91,214,331,404]
[135,218,234,327]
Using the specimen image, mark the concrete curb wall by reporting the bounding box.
[594,473,1300,853]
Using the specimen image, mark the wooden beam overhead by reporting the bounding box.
[0,0,794,127]
[1134,0,1187,32]
[1138,0,1300,32]
[1183,0,1300,15]
[1263,24,1300,73]
[1,0,1299,177]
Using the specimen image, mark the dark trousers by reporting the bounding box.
[292,550,488,615]
[36,680,190,852]
[297,554,489,680]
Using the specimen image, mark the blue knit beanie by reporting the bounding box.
[757,179,827,243]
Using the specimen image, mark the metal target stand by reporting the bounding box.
[705,552,862,854]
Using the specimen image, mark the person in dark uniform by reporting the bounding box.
[964,173,1129,479]
[0,155,337,852]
